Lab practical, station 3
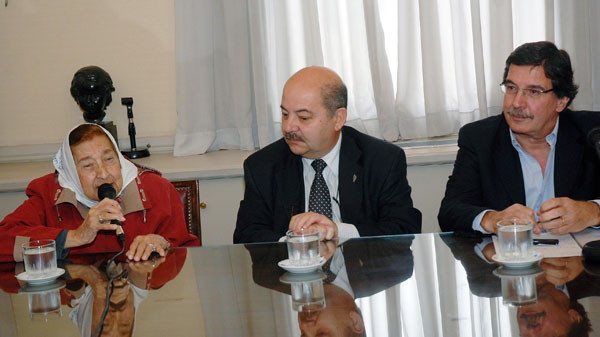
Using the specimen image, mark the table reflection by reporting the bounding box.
[280,271,326,312]
[247,235,414,337]
[1,249,187,337]
[442,233,599,337]
[65,258,137,336]
[493,265,542,306]
[517,271,592,336]
[2,233,600,336]
[19,280,64,321]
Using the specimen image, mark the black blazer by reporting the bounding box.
[234,126,421,243]
[438,110,600,232]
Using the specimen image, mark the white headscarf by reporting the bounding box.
[53,123,138,208]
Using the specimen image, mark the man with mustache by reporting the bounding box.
[234,66,421,243]
[517,272,593,337]
[439,41,600,235]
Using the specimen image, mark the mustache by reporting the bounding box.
[506,108,533,119]
[519,311,545,329]
[284,132,304,141]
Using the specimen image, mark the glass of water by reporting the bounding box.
[22,239,57,277]
[500,273,537,306]
[497,219,533,261]
[28,287,62,321]
[286,229,320,266]
[290,277,326,312]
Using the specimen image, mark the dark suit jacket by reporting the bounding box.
[438,110,600,232]
[234,126,421,243]
[245,235,415,298]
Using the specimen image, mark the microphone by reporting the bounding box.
[587,127,600,160]
[120,97,150,159]
[97,183,125,243]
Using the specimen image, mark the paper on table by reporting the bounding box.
[532,232,581,258]
[492,232,581,258]
[572,228,600,247]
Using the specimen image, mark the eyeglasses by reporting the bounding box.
[500,83,554,98]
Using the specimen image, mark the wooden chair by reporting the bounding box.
[171,180,202,245]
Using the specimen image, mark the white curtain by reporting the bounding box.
[174,0,600,156]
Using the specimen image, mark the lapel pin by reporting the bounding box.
[353,174,357,183]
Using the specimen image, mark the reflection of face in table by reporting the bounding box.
[246,235,415,299]
[246,236,414,337]
[298,283,365,337]
[517,278,591,337]
[92,276,135,337]
[441,234,597,336]
[62,249,187,337]
[64,261,136,337]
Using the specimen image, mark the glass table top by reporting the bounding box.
[1,232,599,337]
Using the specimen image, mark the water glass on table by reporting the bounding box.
[22,239,58,277]
[286,229,320,266]
[496,219,534,261]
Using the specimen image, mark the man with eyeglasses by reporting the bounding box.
[439,41,600,235]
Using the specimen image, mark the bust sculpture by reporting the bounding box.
[70,66,115,124]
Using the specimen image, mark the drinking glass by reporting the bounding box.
[496,219,533,261]
[286,229,320,266]
[22,239,57,277]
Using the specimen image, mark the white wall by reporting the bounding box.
[0,1,452,238]
[0,1,176,151]
[407,164,453,233]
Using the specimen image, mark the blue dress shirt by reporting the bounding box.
[472,118,559,233]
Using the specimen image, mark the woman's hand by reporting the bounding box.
[126,234,170,261]
[65,198,125,248]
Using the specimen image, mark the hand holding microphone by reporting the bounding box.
[98,183,169,261]
[97,184,126,243]
[64,184,125,248]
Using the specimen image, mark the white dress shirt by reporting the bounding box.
[301,133,360,239]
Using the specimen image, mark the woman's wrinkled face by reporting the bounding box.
[71,134,123,201]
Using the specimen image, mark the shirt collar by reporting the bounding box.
[56,174,145,218]
[302,133,342,176]
[509,116,559,150]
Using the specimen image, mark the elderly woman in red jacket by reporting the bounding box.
[0,124,199,262]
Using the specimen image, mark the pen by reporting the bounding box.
[533,239,559,245]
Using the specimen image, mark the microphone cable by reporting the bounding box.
[92,232,126,337]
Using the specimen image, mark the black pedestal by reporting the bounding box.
[122,148,150,159]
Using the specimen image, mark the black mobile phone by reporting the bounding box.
[533,239,559,245]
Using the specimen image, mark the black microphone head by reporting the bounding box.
[98,183,117,200]
[121,97,133,106]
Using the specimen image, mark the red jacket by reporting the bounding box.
[0,168,200,262]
